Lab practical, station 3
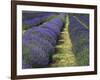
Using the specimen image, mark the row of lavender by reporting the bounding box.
[22,13,66,68]
[22,12,59,20]
[71,14,89,27]
[69,15,89,66]
[22,12,58,30]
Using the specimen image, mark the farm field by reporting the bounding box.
[22,11,89,69]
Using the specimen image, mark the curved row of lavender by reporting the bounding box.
[22,12,58,20]
[22,13,66,68]
[22,12,58,30]
[69,15,89,66]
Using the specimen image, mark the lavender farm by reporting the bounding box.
[22,11,89,69]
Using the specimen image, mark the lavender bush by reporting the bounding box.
[69,15,89,66]
[22,13,66,68]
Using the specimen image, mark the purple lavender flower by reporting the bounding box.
[69,15,89,66]
[49,18,63,28]
[39,22,61,35]
[23,44,49,68]
[22,12,66,68]
[74,14,89,26]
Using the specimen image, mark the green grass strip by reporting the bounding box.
[50,15,77,67]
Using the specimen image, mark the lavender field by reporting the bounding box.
[22,11,89,69]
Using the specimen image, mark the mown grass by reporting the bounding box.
[50,15,77,67]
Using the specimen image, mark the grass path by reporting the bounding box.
[50,15,77,67]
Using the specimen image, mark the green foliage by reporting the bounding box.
[45,15,57,22]
[75,47,89,66]
[22,45,30,64]
[22,24,31,31]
